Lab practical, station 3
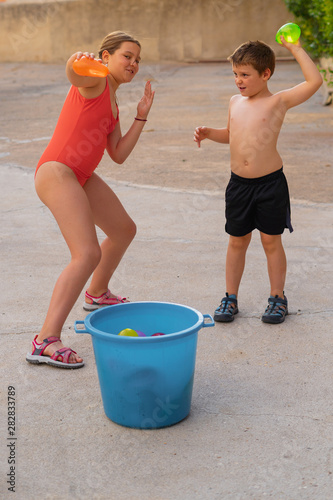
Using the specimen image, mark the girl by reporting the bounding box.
[26,31,155,368]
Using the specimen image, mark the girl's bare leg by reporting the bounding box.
[83,173,136,301]
[260,232,286,298]
[34,163,102,363]
[225,233,252,296]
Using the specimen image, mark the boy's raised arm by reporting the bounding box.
[278,37,323,109]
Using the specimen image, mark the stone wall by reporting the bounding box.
[0,0,293,63]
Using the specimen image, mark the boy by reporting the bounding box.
[194,37,322,324]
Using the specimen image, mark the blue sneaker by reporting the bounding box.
[214,293,238,322]
[262,294,288,324]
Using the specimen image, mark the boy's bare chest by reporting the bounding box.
[230,103,278,134]
[230,95,285,137]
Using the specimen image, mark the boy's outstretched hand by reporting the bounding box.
[194,126,209,148]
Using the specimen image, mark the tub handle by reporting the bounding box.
[202,314,215,328]
[74,320,88,334]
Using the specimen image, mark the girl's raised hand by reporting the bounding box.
[74,51,101,62]
[69,52,103,69]
[67,52,106,86]
[136,81,155,120]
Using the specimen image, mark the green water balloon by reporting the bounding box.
[276,23,301,45]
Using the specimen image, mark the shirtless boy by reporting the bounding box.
[194,37,322,323]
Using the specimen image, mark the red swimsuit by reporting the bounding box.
[36,78,118,186]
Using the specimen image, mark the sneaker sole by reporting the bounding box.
[261,311,288,324]
[26,354,84,369]
[83,301,127,311]
[214,309,238,323]
[83,302,100,311]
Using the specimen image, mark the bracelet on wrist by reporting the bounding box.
[135,117,147,122]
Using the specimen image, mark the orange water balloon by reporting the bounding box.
[73,56,109,78]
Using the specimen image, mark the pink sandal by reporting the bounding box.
[26,335,84,369]
[83,289,129,311]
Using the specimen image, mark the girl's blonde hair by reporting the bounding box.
[98,31,141,59]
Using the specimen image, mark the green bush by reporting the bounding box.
[283,0,333,58]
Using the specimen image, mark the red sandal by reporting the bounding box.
[26,335,84,369]
[83,289,129,311]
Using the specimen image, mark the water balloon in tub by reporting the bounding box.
[118,328,139,337]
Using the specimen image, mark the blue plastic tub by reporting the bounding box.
[75,301,214,429]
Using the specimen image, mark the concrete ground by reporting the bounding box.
[0,60,333,499]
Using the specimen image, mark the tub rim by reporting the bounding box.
[75,301,213,343]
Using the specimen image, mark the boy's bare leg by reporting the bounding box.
[225,233,252,296]
[260,232,286,297]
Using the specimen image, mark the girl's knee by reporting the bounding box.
[121,217,137,244]
[104,218,136,248]
[90,245,103,267]
[76,244,102,271]
[127,218,137,241]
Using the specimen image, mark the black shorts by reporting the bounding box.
[225,167,293,237]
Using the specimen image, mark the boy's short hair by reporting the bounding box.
[228,40,275,78]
